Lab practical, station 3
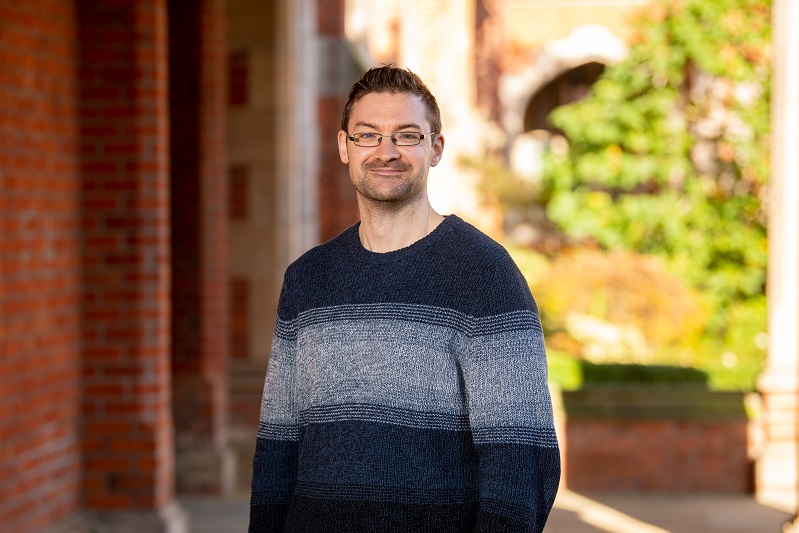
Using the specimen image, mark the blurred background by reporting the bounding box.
[1,0,797,531]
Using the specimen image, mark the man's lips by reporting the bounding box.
[364,162,409,175]
[369,168,403,174]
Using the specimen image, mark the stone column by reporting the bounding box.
[313,0,360,242]
[79,0,187,530]
[756,0,799,517]
[169,0,233,494]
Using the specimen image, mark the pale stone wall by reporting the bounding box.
[396,0,494,231]
[228,0,319,365]
[496,0,651,70]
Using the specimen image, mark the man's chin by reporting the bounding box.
[363,194,408,204]
[358,187,419,205]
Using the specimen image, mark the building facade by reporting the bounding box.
[0,1,796,532]
[1,0,355,531]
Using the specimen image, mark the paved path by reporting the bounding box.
[180,490,792,533]
[546,490,791,532]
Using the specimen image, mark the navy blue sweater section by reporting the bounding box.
[278,215,539,319]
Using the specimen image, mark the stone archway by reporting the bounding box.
[499,24,628,143]
[508,61,606,183]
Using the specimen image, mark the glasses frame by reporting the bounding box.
[347,131,439,147]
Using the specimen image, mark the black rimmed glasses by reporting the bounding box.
[347,131,438,147]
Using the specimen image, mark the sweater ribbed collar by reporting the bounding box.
[344,214,461,264]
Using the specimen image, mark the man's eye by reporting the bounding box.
[398,132,420,140]
[357,133,378,139]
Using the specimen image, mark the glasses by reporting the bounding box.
[347,131,438,147]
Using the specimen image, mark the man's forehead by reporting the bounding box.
[349,92,429,128]
[352,120,424,131]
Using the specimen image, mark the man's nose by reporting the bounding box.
[374,136,400,159]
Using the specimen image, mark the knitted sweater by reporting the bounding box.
[249,215,560,532]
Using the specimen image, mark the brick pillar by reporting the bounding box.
[78,1,186,530]
[318,0,359,241]
[0,3,83,533]
[169,0,232,494]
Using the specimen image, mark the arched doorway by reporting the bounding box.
[508,60,606,184]
[523,61,605,132]
[499,24,628,143]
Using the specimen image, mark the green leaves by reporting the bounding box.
[540,0,770,319]
[467,0,771,390]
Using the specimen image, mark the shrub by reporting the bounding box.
[529,248,707,357]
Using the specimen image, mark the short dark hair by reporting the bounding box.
[340,66,442,134]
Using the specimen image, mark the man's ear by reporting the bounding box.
[337,130,349,164]
[430,133,445,167]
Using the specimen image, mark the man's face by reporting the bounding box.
[337,92,444,207]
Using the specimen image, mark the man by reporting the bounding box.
[249,66,560,532]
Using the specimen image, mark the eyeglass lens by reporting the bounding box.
[351,132,425,147]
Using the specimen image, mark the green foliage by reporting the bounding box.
[547,349,584,391]
[540,0,770,341]
[580,362,708,385]
[546,350,713,390]
[504,244,551,284]
[490,0,773,392]
[692,295,768,390]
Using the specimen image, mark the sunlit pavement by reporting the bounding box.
[180,489,793,533]
[546,490,791,533]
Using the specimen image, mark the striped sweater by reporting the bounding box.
[249,215,560,532]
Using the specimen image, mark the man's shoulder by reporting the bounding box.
[446,216,536,313]
[446,215,516,272]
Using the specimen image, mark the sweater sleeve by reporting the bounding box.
[457,258,561,532]
[249,280,299,532]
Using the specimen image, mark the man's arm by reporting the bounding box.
[249,295,299,532]
[458,260,561,532]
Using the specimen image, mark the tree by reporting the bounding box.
[541,0,771,334]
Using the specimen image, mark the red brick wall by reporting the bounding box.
[230,277,249,359]
[318,0,359,242]
[228,165,249,221]
[565,419,751,492]
[78,0,174,510]
[169,0,229,491]
[0,2,83,532]
[227,51,249,107]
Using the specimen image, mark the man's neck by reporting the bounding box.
[357,199,445,253]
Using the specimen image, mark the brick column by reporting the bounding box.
[0,3,83,532]
[757,0,799,518]
[169,0,232,494]
[78,1,186,530]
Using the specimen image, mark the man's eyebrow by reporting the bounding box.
[352,121,424,131]
[352,121,379,130]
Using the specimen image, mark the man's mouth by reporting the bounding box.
[364,162,409,174]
